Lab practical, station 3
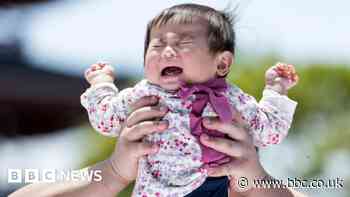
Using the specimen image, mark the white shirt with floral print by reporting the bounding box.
[81,79,297,197]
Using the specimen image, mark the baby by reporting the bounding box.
[81,3,298,197]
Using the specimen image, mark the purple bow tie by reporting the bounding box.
[177,78,232,164]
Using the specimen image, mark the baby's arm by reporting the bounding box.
[230,63,298,146]
[80,62,132,137]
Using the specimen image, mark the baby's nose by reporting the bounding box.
[162,46,177,59]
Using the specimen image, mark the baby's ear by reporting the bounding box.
[216,51,233,77]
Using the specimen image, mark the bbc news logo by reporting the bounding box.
[8,169,102,183]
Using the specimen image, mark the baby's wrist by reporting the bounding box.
[89,74,114,86]
[264,84,288,95]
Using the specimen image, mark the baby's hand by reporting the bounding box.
[265,62,299,94]
[84,61,115,86]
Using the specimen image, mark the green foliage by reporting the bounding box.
[291,65,350,126]
[228,62,350,134]
[302,112,350,178]
[79,125,116,168]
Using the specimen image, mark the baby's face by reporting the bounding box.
[144,18,219,91]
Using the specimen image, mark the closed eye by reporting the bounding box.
[151,44,164,48]
[180,41,193,45]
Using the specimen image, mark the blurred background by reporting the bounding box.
[0,0,349,196]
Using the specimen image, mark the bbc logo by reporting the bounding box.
[8,169,43,183]
[8,168,102,183]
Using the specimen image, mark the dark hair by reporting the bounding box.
[144,3,235,59]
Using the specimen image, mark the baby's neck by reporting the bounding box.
[144,80,179,94]
[144,77,226,94]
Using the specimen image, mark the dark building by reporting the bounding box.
[1,41,88,137]
[0,0,129,137]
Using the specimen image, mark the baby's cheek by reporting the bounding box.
[144,64,158,81]
[144,51,159,66]
[144,53,158,75]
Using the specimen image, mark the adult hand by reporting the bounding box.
[199,118,305,197]
[200,118,265,192]
[108,95,169,184]
[9,95,169,197]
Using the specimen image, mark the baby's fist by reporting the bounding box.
[85,61,115,85]
[265,62,299,94]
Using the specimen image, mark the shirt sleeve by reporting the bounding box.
[80,82,133,137]
[227,85,297,147]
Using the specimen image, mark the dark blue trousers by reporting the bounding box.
[185,176,228,197]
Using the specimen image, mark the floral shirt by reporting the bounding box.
[81,79,297,197]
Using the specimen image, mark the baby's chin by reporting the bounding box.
[147,77,188,92]
[158,82,181,92]
[146,79,182,92]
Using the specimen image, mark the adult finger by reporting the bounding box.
[200,134,245,157]
[202,157,232,170]
[128,96,159,113]
[202,118,249,142]
[126,105,168,127]
[124,120,168,141]
[133,141,159,157]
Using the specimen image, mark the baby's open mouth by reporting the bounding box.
[161,66,183,76]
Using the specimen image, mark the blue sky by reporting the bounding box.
[16,0,350,76]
